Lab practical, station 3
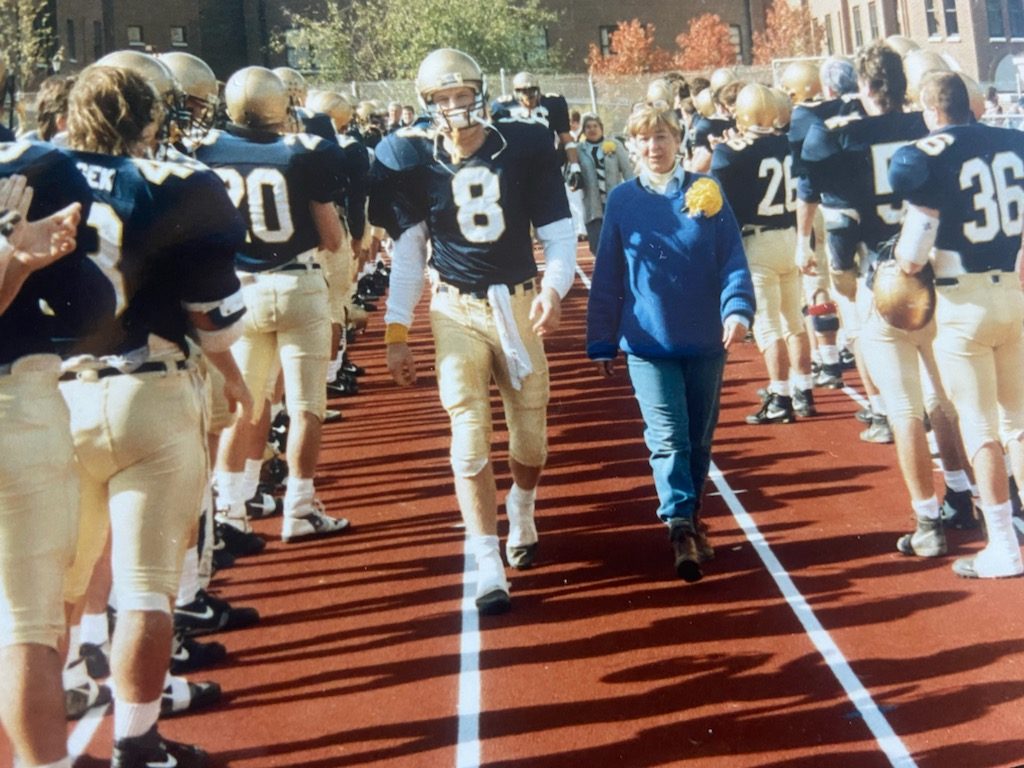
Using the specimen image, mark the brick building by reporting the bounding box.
[808,0,1024,87]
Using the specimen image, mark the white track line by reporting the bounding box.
[456,544,483,768]
[69,700,109,761]
[709,464,917,768]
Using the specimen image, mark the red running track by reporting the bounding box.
[6,246,1024,767]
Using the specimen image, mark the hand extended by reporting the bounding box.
[387,342,417,386]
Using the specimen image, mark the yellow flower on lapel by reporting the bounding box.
[601,139,617,155]
[684,177,723,218]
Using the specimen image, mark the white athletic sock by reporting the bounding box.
[792,373,814,392]
[79,612,109,647]
[506,484,538,548]
[943,470,971,493]
[819,345,840,365]
[214,470,246,519]
[911,496,941,520]
[869,395,887,416]
[284,477,315,516]
[175,549,201,608]
[769,379,791,396]
[242,458,263,502]
[114,697,161,740]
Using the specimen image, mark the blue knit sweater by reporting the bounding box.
[586,170,755,360]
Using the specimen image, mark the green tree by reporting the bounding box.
[285,0,562,81]
[0,0,55,87]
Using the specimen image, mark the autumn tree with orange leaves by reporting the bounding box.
[674,13,737,70]
[752,0,824,64]
[587,19,674,74]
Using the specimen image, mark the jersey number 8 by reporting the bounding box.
[451,167,506,243]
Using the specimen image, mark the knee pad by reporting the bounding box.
[809,300,840,333]
[450,454,488,479]
[115,591,171,614]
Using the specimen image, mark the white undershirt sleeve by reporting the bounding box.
[383,221,429,328]
[536,217,576,299]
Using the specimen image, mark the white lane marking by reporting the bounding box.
[709,463,918,768]
[69,697,109,761]
[456,543,482,768]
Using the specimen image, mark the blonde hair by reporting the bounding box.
[626,105,682,140]
[67,66,159,155]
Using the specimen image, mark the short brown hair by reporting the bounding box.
[920,71,970,124]
[627,105,682,140]
[67,66,159,155]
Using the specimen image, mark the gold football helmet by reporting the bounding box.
[710,67,738,95]
[885,35,920,57]
[225,66,289,130]
[159,51,218,139]
[415,48,487,130]
[512,70,541,108]
[771,87,793,130]
[307,90,354,132]
[693,87,715,118]
[733,83,778,133]
[904,50,952,107]
[957,73,986,120]
[779,60,822,103]
[272,66,307,107]
[646,79,673,109]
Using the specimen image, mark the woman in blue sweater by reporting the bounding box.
[586,106,754,583]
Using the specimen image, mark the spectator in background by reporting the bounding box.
[386,101,403,133]
[569,109,582,140]
[577,113,634,254]
[985,85,1002,124]
[401,105,416,127]
[587,106,754,584]
[22,75,75,144]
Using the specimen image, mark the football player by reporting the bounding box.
[0,153,95,768]
[890,71,1024,578]
[197,66,351,543]
[712,83,815,423]
[60,64,250,768]
[689,69,742,172]
[496,70,582,190]
[372,48,576,615]
[160,51,220,152]
[785,57,862,391]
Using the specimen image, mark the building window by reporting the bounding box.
[989,0,1007,38]
[1011,0,1024,37]
[170,26,187,47]
[127,25,143,46]
[93,20,103,60]
[598,25,615,56]
[729,25,743,62]
[852,6,864,48]
[924,0,941,37]
[868,2,880,40]
[943,0,960,36]
[825,14,835,54]
[65,18,76,61]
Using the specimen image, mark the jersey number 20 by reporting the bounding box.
[215,168,295,244]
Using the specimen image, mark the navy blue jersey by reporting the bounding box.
[337,132,368,240]
[492,93,571,137]
[712,133,796,230]
[0,141,114,365]
[196,126,345,271]
[788,97,865,203]
[369,117,570,289]
[802,110,927,251]
[299,110,337,144]
[0,125,15,142]
[690,116,735,153]
[66,151,244,357]
[890,123,1024,273]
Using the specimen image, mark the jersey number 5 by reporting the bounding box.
[961,152,1024,244]
[452,167,506,243]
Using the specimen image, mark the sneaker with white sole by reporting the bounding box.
[160,675,221,718]
[111,724,207,768]
[475,547,511,615]
[897,517,947,557]
[281,500,350,543]
[505,486,538,570]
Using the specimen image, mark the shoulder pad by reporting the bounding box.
[913,132,955,157]
[373,131,434,172]
[283,132,324,151]
[495,112,546,127]
[825,113,862,130]
[543,93,562,100]
[494,95,514,105]
[131,157,196,185]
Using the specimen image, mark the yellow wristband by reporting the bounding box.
[384,323,409,344]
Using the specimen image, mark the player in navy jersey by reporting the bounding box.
[786,57,862,391]
[493,70,582,190]
[372,48,576,615]
[690,74,742,173]
[0,150,99,768]
[60,65,251,768]
[802,43,929,445]
[712,83,814,424]
[196,66,351,546]
[890,71,1024,578]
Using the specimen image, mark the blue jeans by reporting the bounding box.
[626,353,726,530]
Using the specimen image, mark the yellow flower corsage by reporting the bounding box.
[601,139,617,155]
[684,177,723,218]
